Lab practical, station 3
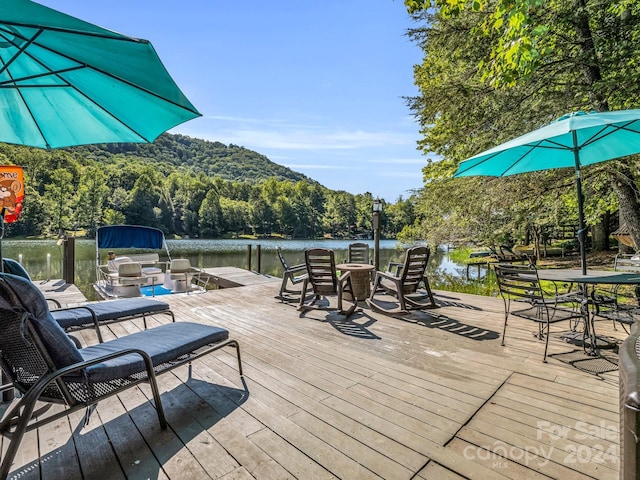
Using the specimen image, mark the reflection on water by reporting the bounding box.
[2,238,473,301]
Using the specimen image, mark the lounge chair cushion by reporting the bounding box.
[0,274,83,369]
[52,298,170,329]
[89,298,170,321]
[79,322,229,382]
[3,259,31,280]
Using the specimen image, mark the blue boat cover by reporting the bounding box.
[97,225,165,249]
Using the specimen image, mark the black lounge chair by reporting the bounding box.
[489,245,533,264]
[51,297,175,343]
[3,256,176,343]
[0,273,243,479]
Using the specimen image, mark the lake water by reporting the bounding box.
[1,238,475,301]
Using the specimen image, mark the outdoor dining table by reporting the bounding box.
[532,268,640,355]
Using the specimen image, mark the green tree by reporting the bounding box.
[199,189,222,237]
[405,0,640,249]
[72,167,109,236]
[7,185,47,237]
[250,197,276,235]
[323,191,356,237]
[219,197,249,237]
[43,169,74,234]
[125,174,160,228]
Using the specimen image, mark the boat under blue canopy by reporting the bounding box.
[97,225,165,250]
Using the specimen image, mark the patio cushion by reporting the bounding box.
[88,298,170,321]
[52,298,170,329]
[79,322,229,382]
[0,274,83,369]
[51,307,94,329]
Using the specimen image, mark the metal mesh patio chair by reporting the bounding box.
[592,253,640,332]
[494,263,583,362]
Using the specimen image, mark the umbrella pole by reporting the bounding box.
[572,132,587,275]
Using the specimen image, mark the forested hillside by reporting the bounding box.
[75,133,312,183]
[0,134,415,240]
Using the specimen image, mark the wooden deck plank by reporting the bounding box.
[37,412,83,480]
[94,394,170,480]
[69,407,126,480]
[415,459,475,480]
[442,438,554,480]
[11,277,630,479]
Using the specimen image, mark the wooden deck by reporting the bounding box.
[201,267,280,289]
[8,279,626,479]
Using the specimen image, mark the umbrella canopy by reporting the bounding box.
[454,110,640,274]
[0,0,201,149]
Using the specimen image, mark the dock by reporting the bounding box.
[201,266,280,289]
[32,278,88,305]
[16,269,626,479]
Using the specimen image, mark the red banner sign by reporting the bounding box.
[0,166,24,223]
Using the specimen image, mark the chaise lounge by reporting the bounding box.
[2,257,176,343]
[0,273,243,479]
[51,297,175,343]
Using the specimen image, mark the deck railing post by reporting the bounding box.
[63,236,75,284]
[256,244,261,273]
[246,244,252,271]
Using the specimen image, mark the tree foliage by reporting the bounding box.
[404,0,640,249]
[0,133,410,240]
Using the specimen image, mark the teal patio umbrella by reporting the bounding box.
[0,0,201,149]
[454,110,640,275]
[0,0,202,272]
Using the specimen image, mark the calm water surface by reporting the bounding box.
[2,238,472,301]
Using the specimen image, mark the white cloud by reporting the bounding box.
[284,164,349,170]
[187,116,415,152]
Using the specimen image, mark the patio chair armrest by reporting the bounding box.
[338,271,351,283]
[46,298,62,308]
[386,262,403,276]
[288,263,307,273]
[375,270,398,282]
[22,347,157,404]
[50,305,101,340]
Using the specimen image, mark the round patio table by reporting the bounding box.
[336,263,375,301]
[528,268,640,355]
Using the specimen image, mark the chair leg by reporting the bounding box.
[139,354,167,429]
[0,395,36,480]
[542,320,550,362]
[501,299,509,346]
[422,277,437,306]
[297,279,309,310]
[279,274,290,300]
[396,280,408,312]
[227,339,244,376]
[501,312,508,346]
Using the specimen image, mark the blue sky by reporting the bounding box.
[38,0,430,202]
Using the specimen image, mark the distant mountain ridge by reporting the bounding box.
[81,132,314,184]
